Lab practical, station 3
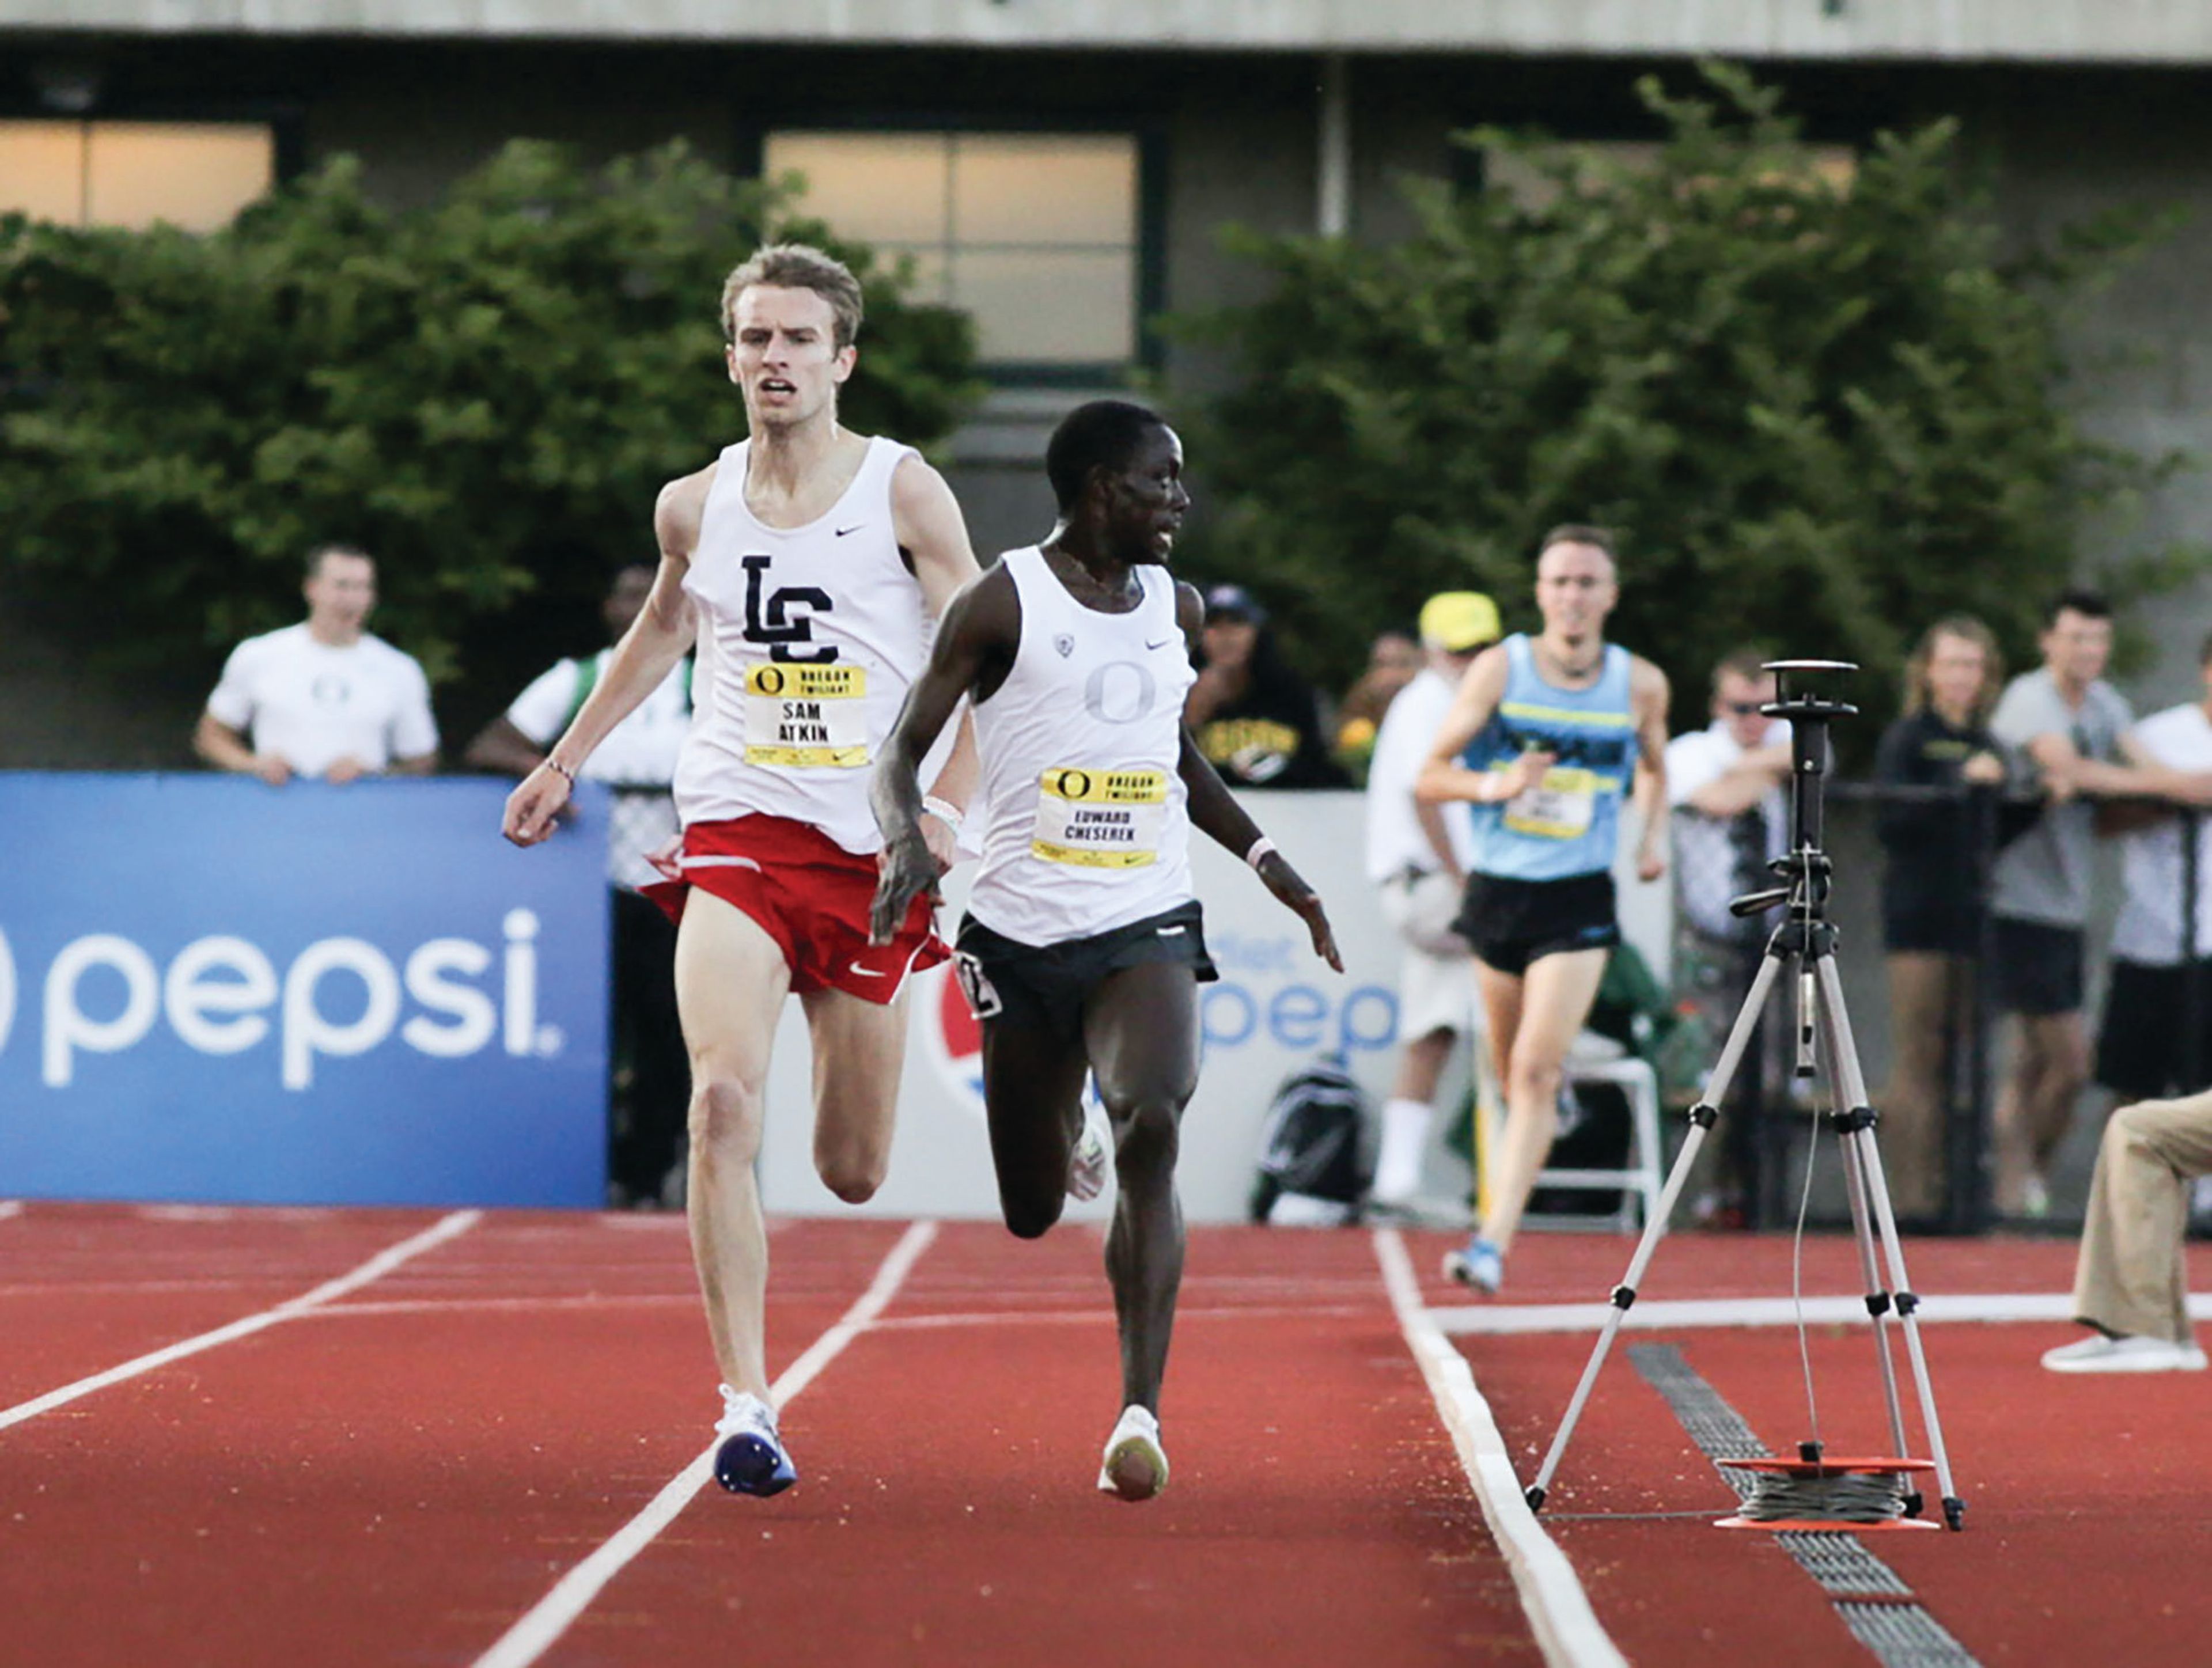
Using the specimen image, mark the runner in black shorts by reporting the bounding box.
[870,400,1337,1500]
[1417,526,1670,1295]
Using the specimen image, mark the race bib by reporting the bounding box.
[1504,766,1600,840]
[743,662,868,768]
[1032,766,1168,868]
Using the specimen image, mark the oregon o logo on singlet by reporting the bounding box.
[1085,662,1158,726]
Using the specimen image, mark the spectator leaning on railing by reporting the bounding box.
[1872,615,2006,1225]
[193,543,438,784]
[1986,587,2212,1216]
[2091,629,2212,1116]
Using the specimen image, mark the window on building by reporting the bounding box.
[0,120,275,232]
[763,130,1141,373]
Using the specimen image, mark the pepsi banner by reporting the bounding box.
[0,773,608,1207]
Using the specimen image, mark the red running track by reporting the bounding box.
[4,1203,2208,1665]
[0,1204,1519,1667]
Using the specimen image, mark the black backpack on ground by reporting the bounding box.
[1249,1053,1373,1226]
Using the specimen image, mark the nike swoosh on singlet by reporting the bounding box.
[1145,636,1176,650]
[847,962,889,976]
[835,524,866,537]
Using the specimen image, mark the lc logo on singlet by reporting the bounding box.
[742,555,836,664]
[0,913,558,1092]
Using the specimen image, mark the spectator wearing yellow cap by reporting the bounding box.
[1363,590,1502,1210]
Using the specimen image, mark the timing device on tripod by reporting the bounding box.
[1521,661,1967,1533]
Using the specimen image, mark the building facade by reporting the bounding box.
[6,3,2212,760]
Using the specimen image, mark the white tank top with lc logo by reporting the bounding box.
[965,546,1198,947]
[676,433,932,854]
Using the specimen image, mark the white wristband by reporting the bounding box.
[1245,836,1277,870]
[923,795,964,832]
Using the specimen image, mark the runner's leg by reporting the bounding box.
[675,892,793,1398]
[1480,946,1608,1256]
[800,986,914,1206]
[979,1019,1092,1239]
[1084,960,1200,1414]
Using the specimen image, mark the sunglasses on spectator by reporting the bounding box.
[1722,700,1766,716]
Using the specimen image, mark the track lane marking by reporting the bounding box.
[0,1201,22,1222]
[0,1210,482,1435]
[1434,1289,2130,1335]
[469,1219,938,1668]
[1374,1227,1628,1668]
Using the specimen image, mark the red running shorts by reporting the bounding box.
[642,813,946,1004]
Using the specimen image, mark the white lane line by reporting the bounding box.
[470,1219,938,1668]
[1374,1228,1627,1668]
[1432,1288,2142,1336]
[0,1211,482,1435]
[0,1201,22,1222]
[293,1296,1370,1326]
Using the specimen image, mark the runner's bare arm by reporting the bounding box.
[868,566,1018,945]
[1629,655,1672,881]
[501,467,704,847]
[892,454,987,857]
[1414,646,1549,805]
[1169,582,1341,972]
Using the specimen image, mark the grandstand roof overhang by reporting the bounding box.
[7,0,2212,66]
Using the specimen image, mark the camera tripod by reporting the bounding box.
[1522,661,1966,1531]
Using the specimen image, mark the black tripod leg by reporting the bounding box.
[1524,949,1790,1512]
[1816,956,1967,1530]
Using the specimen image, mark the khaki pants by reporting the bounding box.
[2072,1089,2212,1344]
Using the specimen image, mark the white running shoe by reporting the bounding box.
[2041,1334,2209,1374]
[1067,1099,1110,1203]
[713,1385,797,1495]
[1097,1404,1169,1502]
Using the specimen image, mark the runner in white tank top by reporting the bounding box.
[962,545,1196,944]
[869,400,1340,1502]
[679,430,950,852]
[502,245,982,1499]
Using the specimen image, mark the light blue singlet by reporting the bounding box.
[1461,634,1638,882]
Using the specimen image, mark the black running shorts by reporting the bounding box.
[1452,870,1619,977]
[953,900,1218,1044]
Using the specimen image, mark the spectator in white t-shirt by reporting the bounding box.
[467,560,694,1207]
[1363,590,1497,1210]
[1664,650,1790,1226]
[2092,630,2212,1113]
[194,544,438,783]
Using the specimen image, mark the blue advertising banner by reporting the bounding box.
[0,774,609,1207]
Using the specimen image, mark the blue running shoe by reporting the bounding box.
[1441,1235,1504,1295]
[714,1385,796,1496]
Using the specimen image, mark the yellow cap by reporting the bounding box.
[1419,591,1501,653]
